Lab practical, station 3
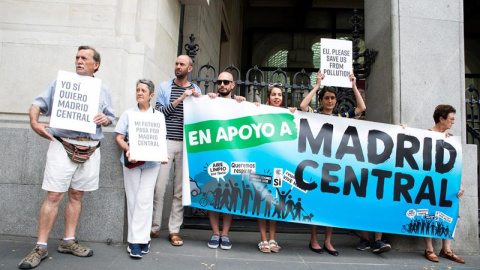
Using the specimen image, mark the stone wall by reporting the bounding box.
[0,122,126,242]
[183,0,244,86]
[0,0,185,120]
[365,0,478,253]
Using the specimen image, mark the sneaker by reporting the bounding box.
[57,240,93,257]
[372,240,391,254]
[356,238,371,251]
[127,244,142,259]
[140,242,150,254]
[207,234,220,249]
[220,235,232,250]
[18,247,48,269]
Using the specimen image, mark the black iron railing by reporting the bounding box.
[466,84,480,143]
[465,84,480,232]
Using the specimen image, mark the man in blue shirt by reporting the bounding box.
[18,46,115,269]
[151,55,200,246]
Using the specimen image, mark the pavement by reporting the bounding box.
[1,229,479,270]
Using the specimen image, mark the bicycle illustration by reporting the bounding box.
[199,191,215,207]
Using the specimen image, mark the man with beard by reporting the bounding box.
[205,71,245,250]
[207,72,246,101]
[151,55,200,246]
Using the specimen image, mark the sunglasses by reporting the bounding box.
[216,80,232,86]
[268,82,284,90]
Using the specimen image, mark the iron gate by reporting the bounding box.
[465,84,480,235]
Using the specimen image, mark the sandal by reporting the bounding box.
[168,233,183,246]
[269,240,281,253]
[258,241,271,253]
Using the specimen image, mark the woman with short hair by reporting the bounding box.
[115,79,162,259]
[423,104,465,264]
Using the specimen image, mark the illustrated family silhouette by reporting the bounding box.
[402,218,453,238]
[199,178,313,222]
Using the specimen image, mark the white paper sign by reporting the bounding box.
[283,170,307,193]
[320,38,353,88]
[128,112,168,162]
[50,70,101,134]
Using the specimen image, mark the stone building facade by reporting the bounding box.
[0,0,477,253]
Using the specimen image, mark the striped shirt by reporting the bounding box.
[155,82,194,140]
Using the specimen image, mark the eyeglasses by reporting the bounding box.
[216,80,232,86]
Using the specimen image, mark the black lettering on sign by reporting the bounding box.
[321,163,341,194]
[298,119,333,156]
[367,130,394,164]
[336,126,364,162]
[395,134,420,170]
[343,166,368,197]
[435,140,456,174]
[294,159,318,191]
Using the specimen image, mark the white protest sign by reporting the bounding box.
[283,170,307,193]
[128,112,168,162]
[273,168,283,187]
[320,38,353,88]
[208,161,229,181]
[50,70,101,134]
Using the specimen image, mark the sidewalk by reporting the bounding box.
[1,229,479,270]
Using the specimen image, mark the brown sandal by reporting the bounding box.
[169,233,184,246]
[439,249,465,264]
[424,249,439,262]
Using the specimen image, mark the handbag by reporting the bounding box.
[123,135,145,169]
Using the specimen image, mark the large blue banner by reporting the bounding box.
[183,96,462,239]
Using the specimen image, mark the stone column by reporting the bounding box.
[365,0,478,253]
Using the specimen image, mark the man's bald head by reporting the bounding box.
[217,72,235,98]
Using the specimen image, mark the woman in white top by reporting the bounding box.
[115,79,161,259]
[423,104,465,264]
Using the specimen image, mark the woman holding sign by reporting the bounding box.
[115,79,162,259]
[255,83,296,253]
[423,105,465,264]
[300,71,366,256]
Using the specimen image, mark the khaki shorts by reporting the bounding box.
[42,139,101,192]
